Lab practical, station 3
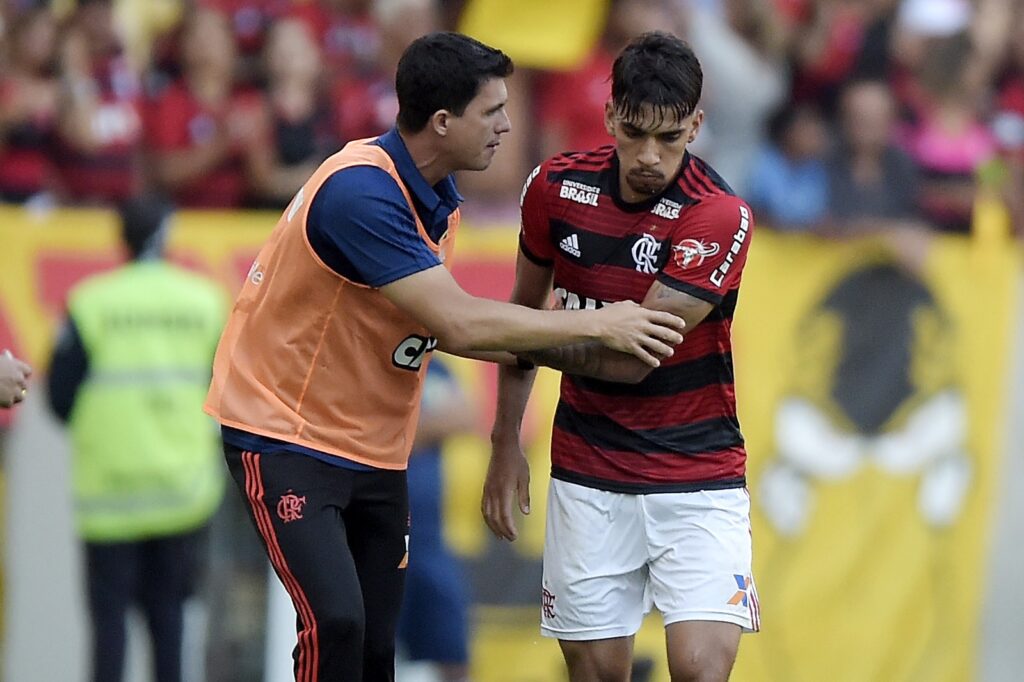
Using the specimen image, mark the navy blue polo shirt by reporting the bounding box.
[222,127,463,469]
[307,127,463,286]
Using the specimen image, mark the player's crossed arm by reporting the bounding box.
[644,279,716,333]
[518,279,715,384]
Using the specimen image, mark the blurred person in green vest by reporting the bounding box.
[46,194,227,682]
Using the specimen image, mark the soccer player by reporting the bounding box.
[204,32,685,682]
[483,32,758,682]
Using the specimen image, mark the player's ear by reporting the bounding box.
[687,110,704,144]
[431,110,450,137]
[604,100,616,136]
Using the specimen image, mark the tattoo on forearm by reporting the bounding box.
[656,286,677,300]
[523,342,604,376]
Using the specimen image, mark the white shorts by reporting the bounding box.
[540,479,759,641]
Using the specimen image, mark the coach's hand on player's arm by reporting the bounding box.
[0,350,31,408]
[482,436,531,541]
[587,300,684,367]
[516,283,711,383]
[584,280,715,382]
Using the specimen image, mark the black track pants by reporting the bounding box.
[224,445,409,682]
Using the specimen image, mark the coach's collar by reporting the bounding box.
[375,127,463,219]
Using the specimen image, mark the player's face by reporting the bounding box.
[606,102,703,203]
[445,77,512,172]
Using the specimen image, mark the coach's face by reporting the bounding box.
[442,77,512,172]
[606,102,702,203]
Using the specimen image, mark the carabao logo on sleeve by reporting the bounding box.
[709,205,751,288]
[520,164,542,207]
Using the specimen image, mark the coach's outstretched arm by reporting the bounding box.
[380,264,685,368]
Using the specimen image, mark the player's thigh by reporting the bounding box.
[558,636,635,682]
[643,488,758,632]
[665,620,741,682]
[542,479,648,641]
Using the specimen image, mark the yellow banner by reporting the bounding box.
[732,231,1019,682]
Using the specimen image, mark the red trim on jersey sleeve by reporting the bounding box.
[518,163,555,264]
[659,194,754,302]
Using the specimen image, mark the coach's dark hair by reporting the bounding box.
[396,32,513,133]
[612,32,702,124]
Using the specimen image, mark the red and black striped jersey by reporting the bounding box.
[520,146,753,494]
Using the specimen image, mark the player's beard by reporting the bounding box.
[626,169,667,197]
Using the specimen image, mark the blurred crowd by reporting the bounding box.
[0,0,1021,236]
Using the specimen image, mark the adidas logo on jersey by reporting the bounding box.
[559,179,600,206]
[559,234,581,257]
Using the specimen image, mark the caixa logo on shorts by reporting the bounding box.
[392,334,437,371]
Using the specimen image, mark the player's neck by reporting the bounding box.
[618,177,657,205]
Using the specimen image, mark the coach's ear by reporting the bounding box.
[431,109,450,137]
[604,100,616,136]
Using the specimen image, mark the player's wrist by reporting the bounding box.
[489,426,521,448]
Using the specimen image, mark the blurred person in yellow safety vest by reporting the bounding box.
[46,193,227,682]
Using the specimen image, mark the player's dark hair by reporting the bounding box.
[120,193,173,259]
[612,32,702,125]
[396,32,513,133]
